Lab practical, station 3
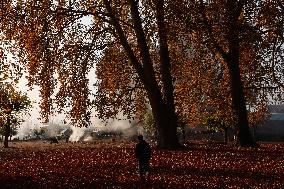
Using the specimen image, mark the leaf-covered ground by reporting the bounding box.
[0,140,283,188]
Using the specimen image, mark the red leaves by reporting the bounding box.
[0,141,283,188]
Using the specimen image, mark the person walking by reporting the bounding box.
[135,135,151,181]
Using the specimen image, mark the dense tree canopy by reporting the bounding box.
[166,0,284,146]
[0,0,283,148]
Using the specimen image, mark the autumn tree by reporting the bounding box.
[0,0,182,148]
[99,0,181,148]
[0,83,31,148]
[169,30,270,144]
[256,0,284,99]
[166,0,284,147]
[0,117,19,140]
[1,0,282,148]
[142,111,157,139]
[0,28,30,147]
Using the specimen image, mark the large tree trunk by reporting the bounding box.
[147,88,180,149]
[226,54,255,147]
[223,1,255,147]
[104,0,180,149]
[154,0,180,149]
[129,0,179,148]
[4,116,11,148]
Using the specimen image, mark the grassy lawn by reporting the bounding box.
[0,140,283,188]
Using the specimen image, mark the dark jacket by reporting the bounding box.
[135,140,151,161]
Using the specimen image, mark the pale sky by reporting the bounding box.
[16,65,97,125]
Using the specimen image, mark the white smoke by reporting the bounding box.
[11,49,141,142]
[14,122,37,140]
[14,109,142,142]
[68,126,86,142]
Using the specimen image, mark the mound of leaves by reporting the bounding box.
[0,141,283,188]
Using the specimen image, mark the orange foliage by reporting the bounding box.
[0,0,282,132]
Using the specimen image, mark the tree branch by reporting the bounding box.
[103,0,144,81]
[198,0,227,58]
